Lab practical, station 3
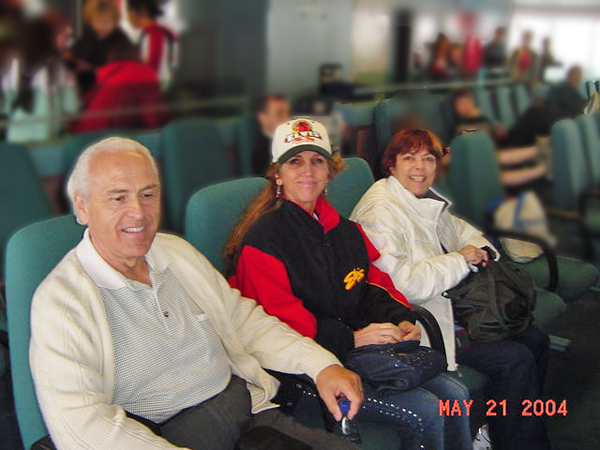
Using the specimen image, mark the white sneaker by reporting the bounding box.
[472,423,492,450]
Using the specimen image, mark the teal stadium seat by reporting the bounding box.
[373,97,411,156]
[232,115,261,176]
[327,157,375,218]
[550,119,600,260]
[186,177,267,275]
[550,119,592,211]
[333,102,379,171]
[474,89,499,125]
[132,130,161,158]
[450,131,597,303]
[574,114,600,188]
[63,128,128,176]
[160,117,234,232]
[0,144,53,280]
[513,84,530,116]
[410,91,450,144]
[5,215,85,449]
[494,86,517,130]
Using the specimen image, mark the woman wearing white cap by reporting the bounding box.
[225,119,471,450]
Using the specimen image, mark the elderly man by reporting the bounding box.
[29,137,362,450]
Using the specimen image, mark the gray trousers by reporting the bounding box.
[160,376,354,450]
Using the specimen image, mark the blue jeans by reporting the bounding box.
[303,373,471,450]
[456,325,550,450]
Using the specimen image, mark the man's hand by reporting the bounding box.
[398,320,421,341]
[315,365,363,421]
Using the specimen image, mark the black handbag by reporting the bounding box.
[344,340,447,395]
[445,260,536,343]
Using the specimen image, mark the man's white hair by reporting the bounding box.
[66,137,159,215]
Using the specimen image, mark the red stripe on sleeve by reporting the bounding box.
[229,246,318,338]
[356,223,411,308]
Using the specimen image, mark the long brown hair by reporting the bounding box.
[223,154,346,273]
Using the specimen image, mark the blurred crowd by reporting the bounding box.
[0,0,175,138]
[421,27,563,88]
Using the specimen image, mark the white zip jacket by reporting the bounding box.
[30,232,340,450]
[351,177,498,371]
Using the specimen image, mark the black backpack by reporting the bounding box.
[444,261,536,343]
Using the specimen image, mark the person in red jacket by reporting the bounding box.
[127,0,177,83]
[70,40,169,134]
[225,119,472,450]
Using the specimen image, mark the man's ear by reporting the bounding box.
[73,191,90,225]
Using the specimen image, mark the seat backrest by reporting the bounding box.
[575,114,600,187]
[160,117,234,232]
[374,97,411,156]
[494,86,516,130]
[63,128,128,176]
[513,84,530,116]
[550,119,592,210]
[449,132,504,227]
[0,143,53,278]
[334,101,378,128]
[328,157,375,218]
[334,102,378,173]
[5,215,85,449]
[185,177,267,275]
[410,91,450,144]
[132,130,161,158]
[474,88,498,124]
[232,115,262,177]
[594,109,600,135]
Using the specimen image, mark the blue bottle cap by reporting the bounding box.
[338,398,351,416]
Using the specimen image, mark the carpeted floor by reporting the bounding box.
[1,289,599,450]
[544,289,600,450]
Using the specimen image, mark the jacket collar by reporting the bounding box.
[75,228,169,290]
[281,196,340,234]
[385,176,451,221]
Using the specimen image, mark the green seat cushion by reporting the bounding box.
[515,256,599,302]
[584,208,600,233]
[532,288,567,330]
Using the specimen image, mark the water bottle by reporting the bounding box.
[333,397,361,446]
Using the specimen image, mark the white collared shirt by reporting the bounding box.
[76,230,231,423]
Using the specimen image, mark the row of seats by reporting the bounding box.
[333,83,532,175]
[549,112,600,259]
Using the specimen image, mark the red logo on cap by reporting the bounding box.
[285,120,322,144]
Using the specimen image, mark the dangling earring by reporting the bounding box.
[324,183,329,196]
[276,180,282,198]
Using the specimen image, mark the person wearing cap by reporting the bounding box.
[351,129,551,450]
[225,119,472,450]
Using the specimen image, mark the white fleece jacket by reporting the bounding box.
[351,177,498,371]
[30,232,340,450]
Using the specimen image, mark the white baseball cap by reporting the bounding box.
[272,118,332,164]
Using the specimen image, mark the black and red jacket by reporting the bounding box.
[229,197,414,361]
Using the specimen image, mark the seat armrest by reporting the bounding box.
[545,208,594,260]
[412,304,446,361]
[579,189,600,218]
[486,226,559,292]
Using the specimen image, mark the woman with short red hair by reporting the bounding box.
[352,129,551,450]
